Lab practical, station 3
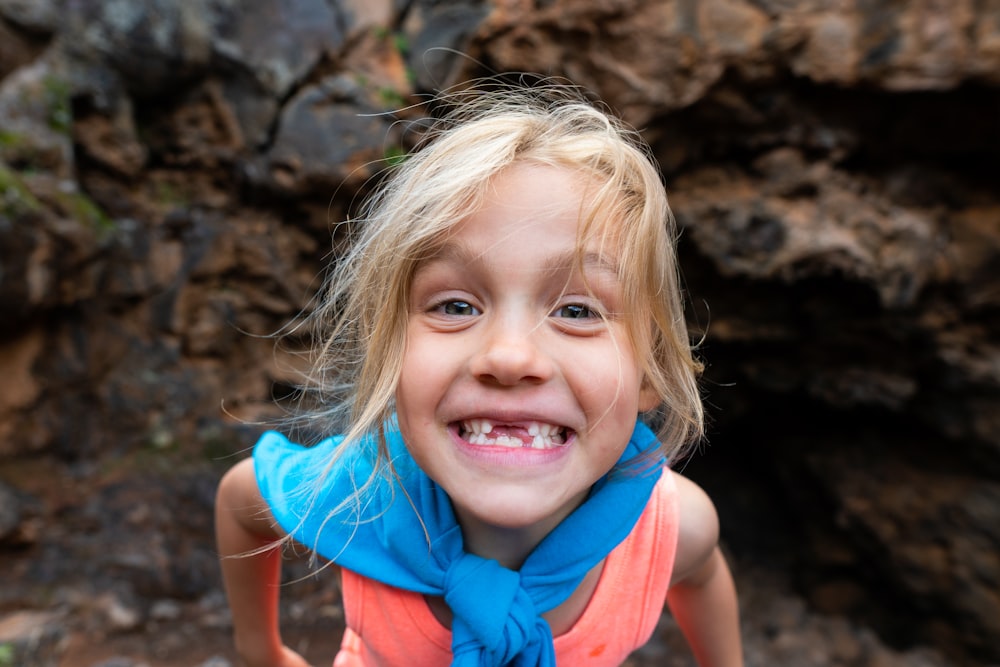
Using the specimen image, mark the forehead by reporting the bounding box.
[404,162,635,296]
[456,162,624,253]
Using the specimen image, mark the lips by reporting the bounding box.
[458,419,570,449]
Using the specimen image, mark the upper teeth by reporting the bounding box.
[460,419,565,449]
[464,419,494,435]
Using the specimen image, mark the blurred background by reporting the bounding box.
[0,1,998,666]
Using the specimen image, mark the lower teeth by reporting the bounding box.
[465,434,558,448]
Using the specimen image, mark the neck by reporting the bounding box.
[458,520,543,570]
[453,493,588,570]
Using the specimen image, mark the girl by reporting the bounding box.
[215,82,743,667]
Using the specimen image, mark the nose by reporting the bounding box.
[469,317,554,386]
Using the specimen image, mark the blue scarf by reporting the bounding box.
[254,420,664,666]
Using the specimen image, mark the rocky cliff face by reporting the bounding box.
[1,1,997,666]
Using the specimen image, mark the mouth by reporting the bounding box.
[457,419,571,450]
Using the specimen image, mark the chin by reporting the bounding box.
[455,487,585,534]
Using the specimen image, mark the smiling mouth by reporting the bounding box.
[458,419,570,449]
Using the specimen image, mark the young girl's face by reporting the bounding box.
[396,162,658,547]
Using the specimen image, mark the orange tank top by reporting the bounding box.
[332,469,679,667]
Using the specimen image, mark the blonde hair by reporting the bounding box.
[299,80,703,484]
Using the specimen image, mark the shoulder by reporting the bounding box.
[218,457,264,510]
[667,472,720,587]
[216,456,286,540]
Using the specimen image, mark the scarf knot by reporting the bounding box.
[444,553,552,666]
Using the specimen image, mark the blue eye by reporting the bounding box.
[440,300,479,316]
[554,304,596,319]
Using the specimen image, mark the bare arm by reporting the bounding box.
[666,473,744,667]
[215,457,311,667]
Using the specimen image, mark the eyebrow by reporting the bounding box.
[424,241,622,280]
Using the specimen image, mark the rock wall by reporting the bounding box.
[0,1,998,666]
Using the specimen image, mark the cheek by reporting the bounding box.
[574,354,646,421]
[395,351,420,421]
[396,358,422,413]
[396,339,444,424]
[610,342,650,405]
[398,326,428,388]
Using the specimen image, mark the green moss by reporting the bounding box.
[0,162,118,234]
[0,129,25,150]
[392,32,410,56]
[56,190,115,234]
[0,165,43,216]
[378,86,408,109]
[372,26,409,57]
[42,75,72,135]
[0,643,14,667]
[383,144,407,167]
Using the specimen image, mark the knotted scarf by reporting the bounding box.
[253,419,664,667]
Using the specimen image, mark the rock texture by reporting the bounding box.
[0,1,997,666]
